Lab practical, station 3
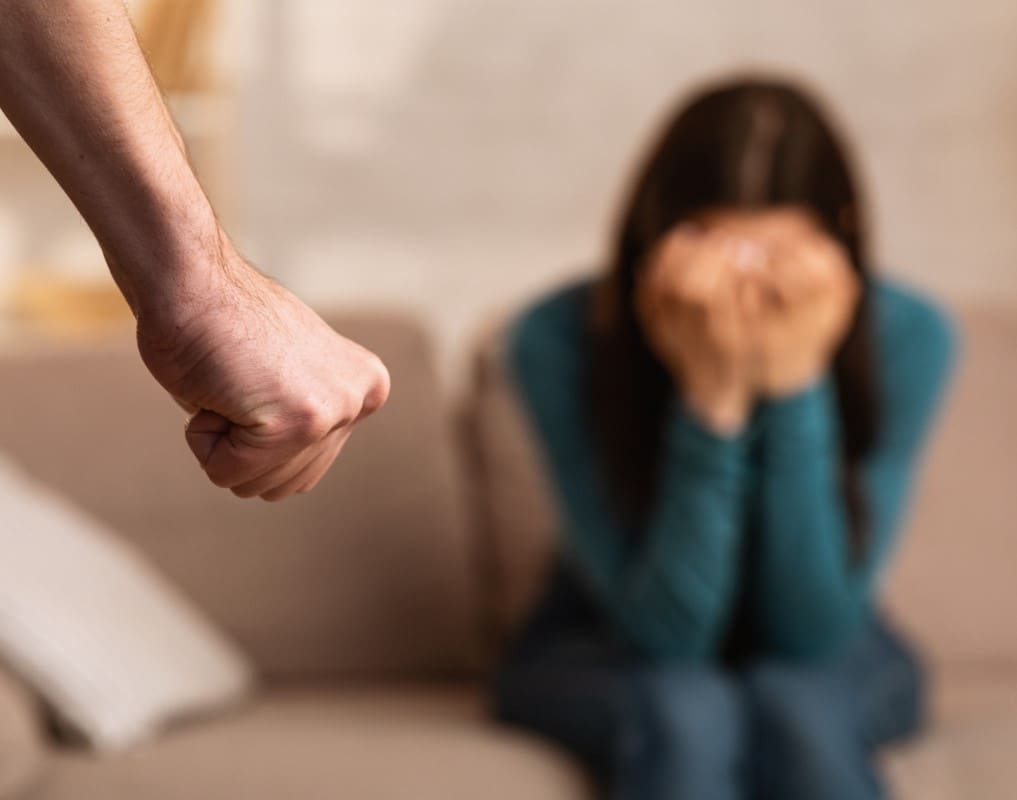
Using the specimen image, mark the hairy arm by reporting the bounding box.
[0,0,390,499]
[0,0,216,315]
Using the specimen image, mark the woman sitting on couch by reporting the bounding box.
[494,76,955,800]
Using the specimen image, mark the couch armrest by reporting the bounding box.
[0,667,47,799]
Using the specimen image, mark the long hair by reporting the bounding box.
[589,76,879,556]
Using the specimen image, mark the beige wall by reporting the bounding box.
[2,0,1015,373]
[225,0,1017,373]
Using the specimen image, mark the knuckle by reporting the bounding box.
[288,399,332,444]
[360,356,391,417]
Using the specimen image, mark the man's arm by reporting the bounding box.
[0,0,389,500]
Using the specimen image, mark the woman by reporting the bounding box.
[493,76,956,800]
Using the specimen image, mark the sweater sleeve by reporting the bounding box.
[749,281,957,659]
[507,284,749,661]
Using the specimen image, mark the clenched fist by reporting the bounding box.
[134,243,390,501]
[0,0,390,500]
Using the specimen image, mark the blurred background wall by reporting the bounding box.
[1,0,1015,374]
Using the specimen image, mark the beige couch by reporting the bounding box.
[0,303,1013,800]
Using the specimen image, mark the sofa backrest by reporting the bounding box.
[0,312,482,682]
[462,303,1017,672]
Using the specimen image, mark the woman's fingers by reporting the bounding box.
[650,225,703,293]
[738,271,766,319]
[784,234,860,339]
[763,245,810,304]
[680,230,742,305]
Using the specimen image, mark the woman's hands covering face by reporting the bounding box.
[636,220,859,433]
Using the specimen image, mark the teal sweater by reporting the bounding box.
[508,278,955,662]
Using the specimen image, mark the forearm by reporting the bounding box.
[752,288,959,659]
[565,503,743,661]
[607,411,748,658]
[0,0,220,317]
[550,409,747,660]
[752,381,875,657]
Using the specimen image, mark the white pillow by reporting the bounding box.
[0,454,255,751]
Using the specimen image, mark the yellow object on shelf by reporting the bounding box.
[4,273,133,340]
[135,0,220,93]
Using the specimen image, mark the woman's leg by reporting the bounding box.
[494,636,746,800]
[744,615,925,800]
[631,665,746,800]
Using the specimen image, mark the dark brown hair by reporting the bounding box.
[589,76,879,555]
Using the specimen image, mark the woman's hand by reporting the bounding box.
[747,231,860,399]
[636,228,761,435]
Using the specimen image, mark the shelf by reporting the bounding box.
[0,274,134,347]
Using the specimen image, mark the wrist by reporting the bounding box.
[80,122,222,317]
[755,359,828,401]
[681,381,753,437]
[758,376,837,466]
[104,192,227,325]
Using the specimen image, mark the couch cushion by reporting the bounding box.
[881,305,1017,669]
[26,686,590,800]
[0,454,253,752]
[0,312,480,681]
[24,676,1017,800]
[463,303,1017,670]
[0,668,46,799]
[460,319,559,656]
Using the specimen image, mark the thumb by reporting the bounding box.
[185,409,232,467]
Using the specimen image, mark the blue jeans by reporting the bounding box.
[493,566,924,800]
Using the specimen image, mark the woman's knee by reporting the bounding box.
[629,668,745,772]
[745,663,882,800]
[745,663,849,750]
